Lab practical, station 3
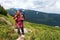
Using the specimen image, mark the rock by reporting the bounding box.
[24,28,28,33]
[55,26,59,28]
[16,35,25,40]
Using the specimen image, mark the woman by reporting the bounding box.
[13,10,24,37]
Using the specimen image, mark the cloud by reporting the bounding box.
[0,0,60,13]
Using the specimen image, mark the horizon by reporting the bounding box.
[7,8,60,15]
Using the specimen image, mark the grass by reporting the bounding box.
[0,21,18,40]
[0,14,60,40]
[0,14,18,40]
[24,22,60,40]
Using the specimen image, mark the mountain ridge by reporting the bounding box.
[7,8,60,26]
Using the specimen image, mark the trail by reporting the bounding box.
[0,17,25,40]
[0,17,32,40]
[16,36,25,40]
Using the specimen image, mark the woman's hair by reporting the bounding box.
[16,10,22,13]
[15,10,22,16]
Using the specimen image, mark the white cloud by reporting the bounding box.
[55,2,60,9]
[0,0,60,13]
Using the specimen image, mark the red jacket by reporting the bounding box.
[14,15,24,28]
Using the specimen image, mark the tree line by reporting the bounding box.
[0,5,7,16]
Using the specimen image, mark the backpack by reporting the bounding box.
[22,12,25,19]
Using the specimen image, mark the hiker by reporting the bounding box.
[13,10,25,37]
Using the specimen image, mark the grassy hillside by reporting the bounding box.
[0,14,18,40]
[24,22,60,40]
[0,14,60,40]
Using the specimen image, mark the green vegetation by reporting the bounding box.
[0,24,18,40]
[24,22,60,40]
[0,6,60,40]
[0,6,18,40]
[0,14,60,40]
[0,5,7,16]
[0,14,18,40]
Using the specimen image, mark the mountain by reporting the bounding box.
[7,8,60,26]
[6,8,16,16]
[7,8,24,16]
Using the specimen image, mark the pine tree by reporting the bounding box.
[0,5,7,16]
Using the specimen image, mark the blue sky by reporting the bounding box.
[0,0,60,13]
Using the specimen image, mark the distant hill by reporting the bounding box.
[6,8,16,16]
[7,8,60,26]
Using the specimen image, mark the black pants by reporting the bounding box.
[18,27,24,35]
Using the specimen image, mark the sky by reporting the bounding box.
[0,0,60,13]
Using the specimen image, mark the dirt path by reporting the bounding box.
[0,17,32,40]
[0,17,25,40]
[16,36,25,40]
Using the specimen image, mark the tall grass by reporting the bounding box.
[24,22,60,40]
[0,14,18,40]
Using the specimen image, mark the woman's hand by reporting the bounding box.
[15,18,17,20]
